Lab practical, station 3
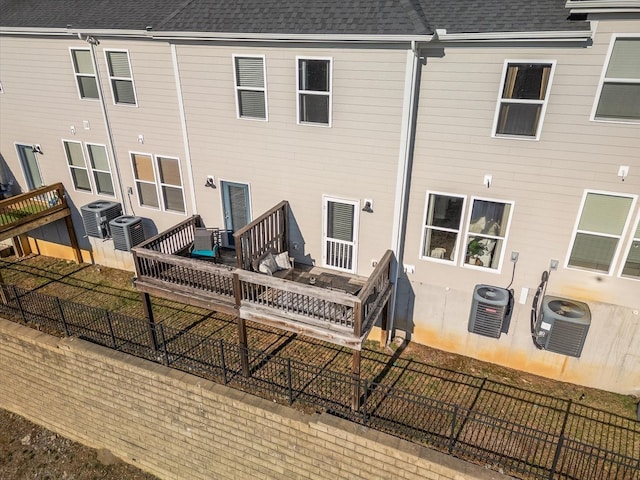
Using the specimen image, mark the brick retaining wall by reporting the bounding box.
[0,319,506,480]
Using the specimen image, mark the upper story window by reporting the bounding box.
[233,55,267,120]
[70,49,98,100]
[567,191,636,275]
[297,57,332,126]
[131,153,185,214]
[493,61,555,139]
[105,50,137,106]
[593,37,640,122]
[621,216,640,279]
[420,193,466,264]
[464,198,513,271]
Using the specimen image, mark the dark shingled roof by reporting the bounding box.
[0,0,589,36]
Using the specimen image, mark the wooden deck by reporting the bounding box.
[0,183,81,263]
[132,203,394,351]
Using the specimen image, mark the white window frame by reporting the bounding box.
[296,56,332,127]
[591,34,640,124]
[619,210,640,281]
[69,48,99,101]
[104,49,138,107]
[130,151,159,210]
[232,54,268,121]
[154,154,186,215]
[491,60,556,141]
[419,191,467,265]
[322,196,359,273]
[565,190,637,276]
[15,142,44,190]
[462,196,514,273]
[86,143,115,197]
[62,139,93,194]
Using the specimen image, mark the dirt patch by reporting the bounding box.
[0,409,158,480]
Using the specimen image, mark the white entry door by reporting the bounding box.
[322,196,359,273]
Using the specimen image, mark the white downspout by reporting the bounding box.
[170,44,198,215]
[87,36,128,214]
[388,41,421,344]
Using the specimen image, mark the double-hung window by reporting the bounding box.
[70,49,99,99]
[464,198,513,271]
[593,37,640,122]
[567,191,636,274]
[105,50,137,106]
[86,144,114,196]
[156,156,185,213]
[297,57,332,126]
[131,153,185,213]
[420,193,465,264]
[233,55,267,120]
[63,141,92,192]
[621,216,640,279]
[493,61,554,139]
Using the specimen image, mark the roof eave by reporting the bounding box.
[565,0,640,13]
[433,29,593,44]
[0,26,432,43]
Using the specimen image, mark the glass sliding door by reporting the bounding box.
[16,144,43,190]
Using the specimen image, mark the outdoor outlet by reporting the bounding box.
[550,259,559,271]
[510,251,519,263]
[127,186,133,195]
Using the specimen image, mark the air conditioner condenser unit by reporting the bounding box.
[534,295,591,358]
[109,215,145,252]
[80,201,122,239]
[468,284,511,338]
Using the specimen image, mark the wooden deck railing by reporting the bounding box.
[137,215,199,255]
[358,249,394,336]
[234,201,289,271]
[236,269,359,331]
[133,248,235,299]
[0,183,68,239]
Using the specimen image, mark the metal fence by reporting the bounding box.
[1,283,638,480]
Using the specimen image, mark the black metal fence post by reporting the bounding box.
[55,297,70,337]
[219,339,227,385]
[549,399,572,480]
[287,358,293,406]
[158,324,169,366]
[105,311,117,349]
[12,285,25,322]
[449,405,458,454]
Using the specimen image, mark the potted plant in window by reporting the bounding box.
[466,238,487,265]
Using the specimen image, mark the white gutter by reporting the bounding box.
[0,26,431,44]
[170,44,197,216]
[433,29,593,43]
[565,0,640,10]
[388,41,421,345]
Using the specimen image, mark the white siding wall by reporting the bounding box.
[176,44,407,274]
[403,20,640,393]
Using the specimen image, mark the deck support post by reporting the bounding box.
[233,272,250,377]
[351,350,361,411]
[64,216,82,264]
[141,292,158,352]
[380,299,389,347]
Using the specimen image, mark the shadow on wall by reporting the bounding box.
[393,272,415,340]
[288,208,314,266]
[0,154,20,198]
